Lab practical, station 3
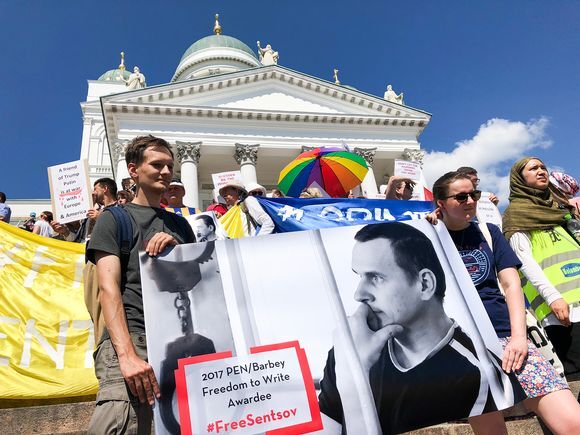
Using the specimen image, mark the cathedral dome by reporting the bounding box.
[98,68,130,82]
[172,15,261,82]
[179,35,257,63]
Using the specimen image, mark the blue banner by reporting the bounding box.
[256,197,434,233]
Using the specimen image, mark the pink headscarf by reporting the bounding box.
[550,171,579,197]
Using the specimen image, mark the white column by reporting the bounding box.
[176,141,201,208]
[112,140,130,191]
[354,147,379,197]
[234,143,260,184]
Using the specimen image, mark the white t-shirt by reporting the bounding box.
[34,220,54,238]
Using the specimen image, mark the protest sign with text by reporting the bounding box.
[176,342,321,435]
[212,171,242,200]
[47,159,93,224]
[477,192,503,230]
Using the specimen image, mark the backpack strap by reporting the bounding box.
[103,206,133,267]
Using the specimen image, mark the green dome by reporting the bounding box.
[180,34,257,62]
[98,68,131,82]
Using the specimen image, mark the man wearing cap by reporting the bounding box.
[164,179,187,208]
[219,180,275,236]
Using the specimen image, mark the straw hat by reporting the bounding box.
[218,179,247,198]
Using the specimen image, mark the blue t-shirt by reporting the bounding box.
[448,223,521,338]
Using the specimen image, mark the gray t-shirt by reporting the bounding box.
[87,203,195,341]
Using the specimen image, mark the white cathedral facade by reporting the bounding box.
[80,16,431,210]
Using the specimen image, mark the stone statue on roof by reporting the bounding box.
[124,66,146,90]
[257,41,279,66]
[384,84,404,105]
[333,69,341,85]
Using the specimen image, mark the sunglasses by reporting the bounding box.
[445,190,482,203]
[249,191,262,196]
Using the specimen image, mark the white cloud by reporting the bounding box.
[423,117,552,207]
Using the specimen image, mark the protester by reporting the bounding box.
[20,212,36,232]
[245,181,267,197]
[219,180,275,236]
[163,178,187,208]
[433,170,580,434]
[51,178,117,243]
[318,222,523,434]
[549,171,580,215]
[271,188,284,198]
[299,187,323,198]
[503,157,580,384]
[206,201,227,219]
[0,192,11,223]
[32,211,55,237]
[86,135,195,433]
[384,176,415,200]
[457,166,499,205]
[116,189,134,205]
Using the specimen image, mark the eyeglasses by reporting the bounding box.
[249,191,262,196]
[445,190,482,203]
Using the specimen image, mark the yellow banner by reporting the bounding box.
[0,221,98,399]
[218,205,245,239]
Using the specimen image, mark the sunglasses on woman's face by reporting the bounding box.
[249,191,261,196]
[445,190,482,203]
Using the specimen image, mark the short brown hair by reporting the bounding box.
[125,135,174,167]
[432,171,473,202]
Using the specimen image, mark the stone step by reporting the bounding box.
[1,381,577,434]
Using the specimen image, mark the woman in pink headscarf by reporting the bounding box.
[550,171,580,215]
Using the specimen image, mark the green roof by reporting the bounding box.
[180,34,257,62]
[98,69,131,82]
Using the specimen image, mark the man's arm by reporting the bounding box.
[95,250,160,405]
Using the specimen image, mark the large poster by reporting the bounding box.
[141,220,520,435]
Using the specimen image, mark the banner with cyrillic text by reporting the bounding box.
[255,197,434,233]
[0,221,98,399]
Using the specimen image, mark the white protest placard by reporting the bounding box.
[47,159,93,224]
[394,159,421,180]
[212,171,242,200]
[394,160,425,200]
[176,342,321,435]
[477,192,502,230]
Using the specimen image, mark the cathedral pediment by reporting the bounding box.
[100,65,430,122]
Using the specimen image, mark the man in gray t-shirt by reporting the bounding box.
[86,136,195,435]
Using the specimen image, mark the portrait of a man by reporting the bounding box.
[317,222,522,434]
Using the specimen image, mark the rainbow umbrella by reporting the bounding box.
[278,147,369,198]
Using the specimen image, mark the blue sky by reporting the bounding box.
[1,0,578,201]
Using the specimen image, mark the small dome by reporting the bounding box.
[180,35,258,62]
[98,68,130,82]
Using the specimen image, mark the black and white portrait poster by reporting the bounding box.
[141,220,520,435]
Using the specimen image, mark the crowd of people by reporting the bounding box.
[1,136,579,434]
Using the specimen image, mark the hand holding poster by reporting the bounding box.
[47,159,93,224]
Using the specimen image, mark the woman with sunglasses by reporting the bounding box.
[432,171,580,435]
[503,157,580,387]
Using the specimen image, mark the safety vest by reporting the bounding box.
[522,226,580,321]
